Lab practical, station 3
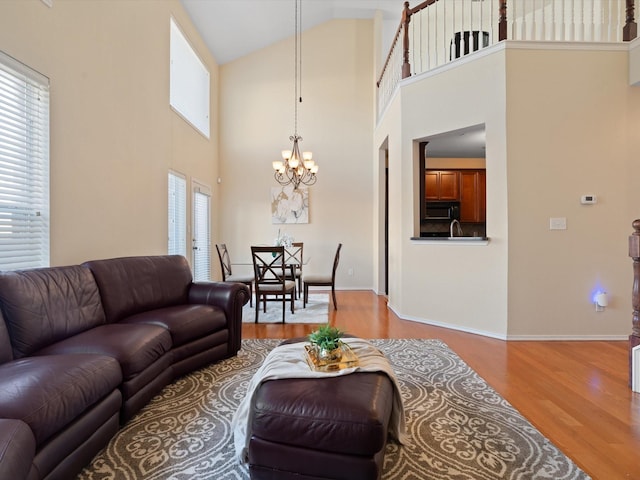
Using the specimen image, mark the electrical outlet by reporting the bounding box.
[348,268,354,276]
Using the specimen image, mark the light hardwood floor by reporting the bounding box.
[242,290,640,480]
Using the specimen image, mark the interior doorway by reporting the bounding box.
[377,138,389,297]
[384,162,389,296]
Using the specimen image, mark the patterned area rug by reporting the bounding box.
[77,339,589,480]
[242,293,328,323]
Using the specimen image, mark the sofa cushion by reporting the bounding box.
[35,323,172,379]
[0,354,121,445]
[0,419,35,480]
[120,304,227,346]
[0,265,106,359]
[0,313,13,365]
[84,255,192,323]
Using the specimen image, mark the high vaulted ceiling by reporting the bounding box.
[179,0,487,158]
[180,0,403,65]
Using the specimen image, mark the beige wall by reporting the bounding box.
[3,1,637,339]
[375,43,639,339]
[218,19,374,288]
[0,0,219,267]
[426,158,486,169]
[505,45,636,338]
[375,48,509,338]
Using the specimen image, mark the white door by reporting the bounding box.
[192,180,211,281]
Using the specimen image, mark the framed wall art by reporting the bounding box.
[271,186,309,224]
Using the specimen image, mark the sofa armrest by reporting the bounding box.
[0,419,35,480]
[188,281,250,355]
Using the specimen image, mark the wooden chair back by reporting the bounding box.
[331,243,343,281]
[215,243,233,280]
[284,242,303,269]
[251,246,289,287]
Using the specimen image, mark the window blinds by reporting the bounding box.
[168,171,187,257]
[192,185,211,281]
[0,51,50,270]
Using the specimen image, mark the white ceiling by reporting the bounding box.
[421,125,486,158]
[180,0,403,65]
[179,0,486,158]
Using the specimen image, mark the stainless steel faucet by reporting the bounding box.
[450,219,463,237]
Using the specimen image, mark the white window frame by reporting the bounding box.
[0,51,50,270]
[169,18,210,139]
[168,170,187,257]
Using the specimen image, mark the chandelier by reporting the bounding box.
[272,0,318,190]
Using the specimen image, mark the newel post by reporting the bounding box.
[498,1,508,41]
[629,219,640,386]
[624,0,637,41]
[402,1,412,79]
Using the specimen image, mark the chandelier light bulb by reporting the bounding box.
[282,150,291,160]
[273,161,284,171]
[303,151,312,161]
[303,159,314,169]
[310,164,318,174]
[288,157,300,169]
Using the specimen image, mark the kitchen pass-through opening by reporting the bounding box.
[417,125,486,239]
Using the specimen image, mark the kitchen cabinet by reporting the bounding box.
[425,170,459,200]
[460,170,486,223]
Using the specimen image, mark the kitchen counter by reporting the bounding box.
[411,236,489,244]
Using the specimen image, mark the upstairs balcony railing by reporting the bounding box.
[377,0,639,116]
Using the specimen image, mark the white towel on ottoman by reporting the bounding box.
[231,337,408,462]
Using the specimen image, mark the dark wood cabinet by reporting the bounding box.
[425,170,459,200]
[460,170,486,223]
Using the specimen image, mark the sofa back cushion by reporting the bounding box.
[83,255,192,323]
[0,265,106,359]
[0,312,13,364]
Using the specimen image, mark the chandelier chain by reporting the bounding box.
[294,0,302,136]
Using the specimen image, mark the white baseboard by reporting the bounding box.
[389,302,628,341]
[387,303,507,340]
[506,334,628,341]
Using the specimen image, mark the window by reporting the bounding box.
[0,51,50,270]
[169,18,210,138]
[168,170,187,257]
[192,180,211,281]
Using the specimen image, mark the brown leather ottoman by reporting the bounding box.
[248,371,394,480]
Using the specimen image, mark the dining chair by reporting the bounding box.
[216,243,254,306]
[284,242,303,298]
[251,246,297,323]
[303,243,342,310]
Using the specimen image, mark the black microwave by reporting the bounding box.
[425,201,460,220]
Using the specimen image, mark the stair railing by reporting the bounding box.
[377,0,638,117]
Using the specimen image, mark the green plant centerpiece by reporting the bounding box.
[308,324,345,362]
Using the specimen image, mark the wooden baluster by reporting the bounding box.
[623,0,637,41]
[630,219,640,386]
[498,1,507,41]
[402,1,412,79]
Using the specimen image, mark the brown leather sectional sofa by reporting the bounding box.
[0,255,249,480]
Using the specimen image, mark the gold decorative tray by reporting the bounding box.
[304,343,359,372]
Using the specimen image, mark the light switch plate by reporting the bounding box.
[549,217,567,230]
